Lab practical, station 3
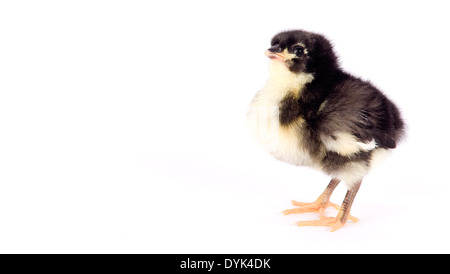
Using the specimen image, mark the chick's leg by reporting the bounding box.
[296,180,362,232]
[283,178,341,218]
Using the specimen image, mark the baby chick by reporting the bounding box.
[247,30,405,231]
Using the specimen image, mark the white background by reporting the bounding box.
[1,0,449,253]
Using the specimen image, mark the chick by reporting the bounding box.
[247,30,405,231]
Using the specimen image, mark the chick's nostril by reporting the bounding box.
[268,44,282,53]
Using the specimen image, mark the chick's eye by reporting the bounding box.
[293,46,304,56]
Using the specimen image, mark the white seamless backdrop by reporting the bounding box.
[1,0,449,253]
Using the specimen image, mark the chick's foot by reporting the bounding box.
[296,217,346,232]
[283,200,359,230]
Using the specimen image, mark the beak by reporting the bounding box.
[264,49,287,63]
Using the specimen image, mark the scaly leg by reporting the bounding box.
[296,180,362,232]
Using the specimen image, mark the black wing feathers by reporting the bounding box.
[315,77,404,149]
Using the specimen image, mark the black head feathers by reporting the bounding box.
[269,30,339,76]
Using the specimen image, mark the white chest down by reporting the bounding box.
[247,61,316,167]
